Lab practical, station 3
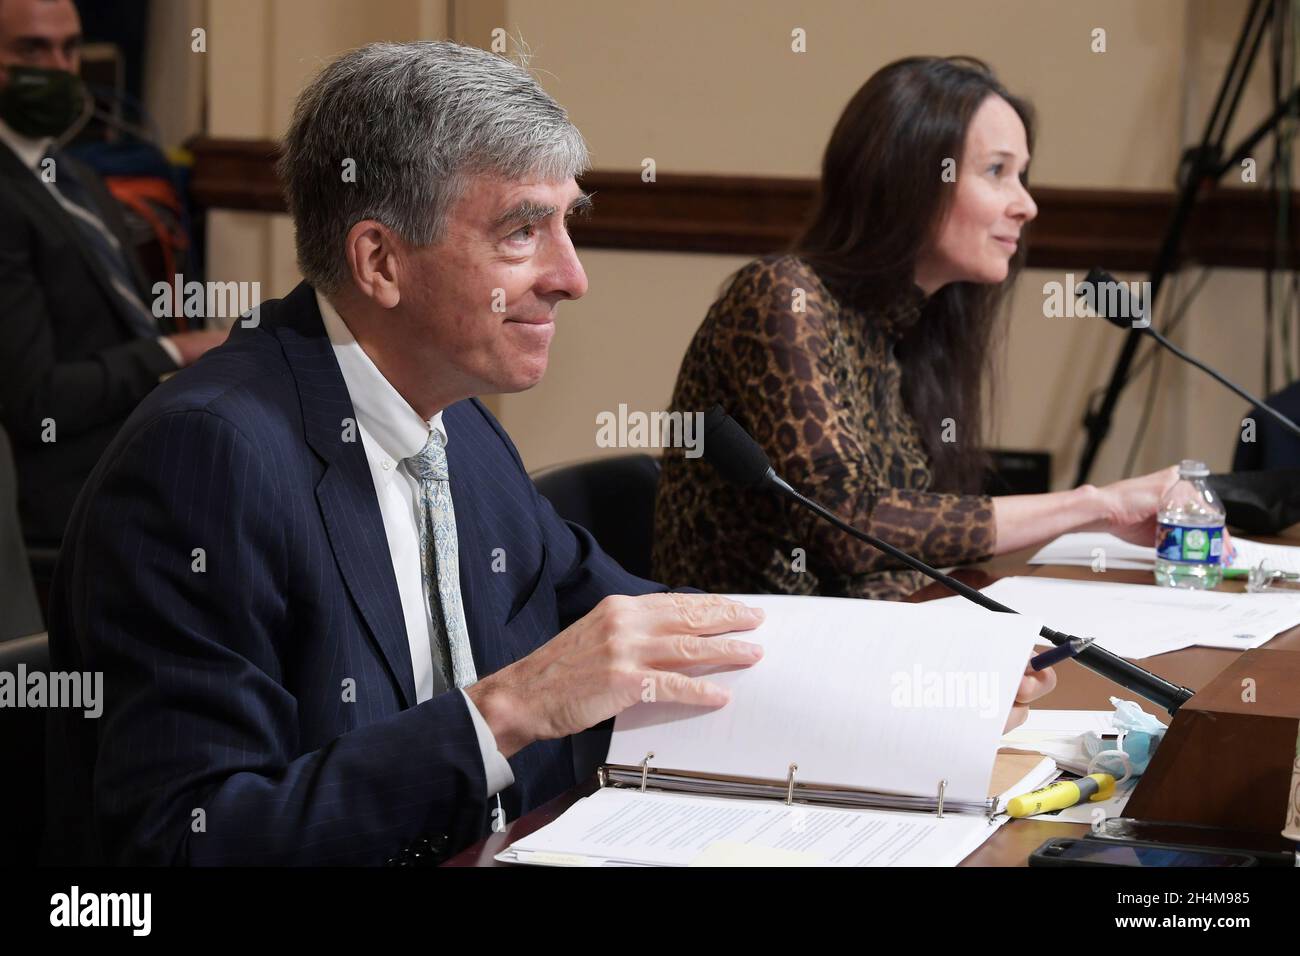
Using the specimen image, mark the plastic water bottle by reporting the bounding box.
[1153,459,1225,589]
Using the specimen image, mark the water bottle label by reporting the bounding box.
[1156,523,1224,564]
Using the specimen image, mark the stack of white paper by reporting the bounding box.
[1028,532,1157,570]
[1029,531,1300,574]
[502,788,1009,867]
[935,576,1300,658]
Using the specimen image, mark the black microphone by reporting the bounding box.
[700,405,1196,716]
[1078,268,1300,441]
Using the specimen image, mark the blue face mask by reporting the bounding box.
[1082,698,1168,780]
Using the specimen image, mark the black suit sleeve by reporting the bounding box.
[0,192,177,445]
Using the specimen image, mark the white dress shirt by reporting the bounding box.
[0,117,181,366]
[317,291,514,798]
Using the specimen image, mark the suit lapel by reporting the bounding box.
[273,283,417,708]
[0,145,145,336]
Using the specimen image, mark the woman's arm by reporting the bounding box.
[991,465,1179,555]
[991,486,1107,555]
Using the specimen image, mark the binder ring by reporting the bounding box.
[785,763,798,806]
[640,752,654,792]
[936,779,948,818]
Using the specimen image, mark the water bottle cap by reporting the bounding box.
[1177,459,1209,478]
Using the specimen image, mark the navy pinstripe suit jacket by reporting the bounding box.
[43,281,667,865]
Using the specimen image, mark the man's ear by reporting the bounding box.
[344,220,402,309]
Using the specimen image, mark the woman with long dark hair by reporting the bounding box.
[653,56,1177,600]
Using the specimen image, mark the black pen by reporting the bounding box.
[1030,636,1095,671]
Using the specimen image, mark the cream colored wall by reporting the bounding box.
[498,0,1186,187]
[189,0,1294,487]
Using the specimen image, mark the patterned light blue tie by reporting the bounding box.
[405,429,478,690]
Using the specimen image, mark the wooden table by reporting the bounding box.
[446,533,1300,867]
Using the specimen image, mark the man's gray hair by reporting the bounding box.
[277,41,589,294]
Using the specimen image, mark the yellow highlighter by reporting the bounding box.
[1005,774,1116,818]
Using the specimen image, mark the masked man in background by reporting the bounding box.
[0,0,223,548]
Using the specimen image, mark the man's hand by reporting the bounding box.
[466,593,765,758]
[1003,661,1058,733]
[166,329,229,367]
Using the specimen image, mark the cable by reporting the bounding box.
[1122,347,1164,479]
[1121,270,1184,477]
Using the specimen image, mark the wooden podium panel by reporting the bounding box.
[1124,648,1300,833]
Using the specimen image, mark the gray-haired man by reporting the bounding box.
[44,40,767,866]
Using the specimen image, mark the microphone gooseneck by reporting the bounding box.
[1078,268,1300,441]
[700,405,1196,716]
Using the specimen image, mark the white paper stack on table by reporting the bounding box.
[497,595,1055,868]
[1028,531,1300,574]
[966,532,1300,658]
[933,576,1300,659]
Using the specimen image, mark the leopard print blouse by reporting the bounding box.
[651,255,997,600]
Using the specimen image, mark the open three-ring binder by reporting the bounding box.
[499,595,1053,867]
[599,753,999,819]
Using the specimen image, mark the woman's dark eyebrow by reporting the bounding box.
[983,149,1031,171]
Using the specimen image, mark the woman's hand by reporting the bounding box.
[1003,661,1057,733]
[1091,465,1179,546]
